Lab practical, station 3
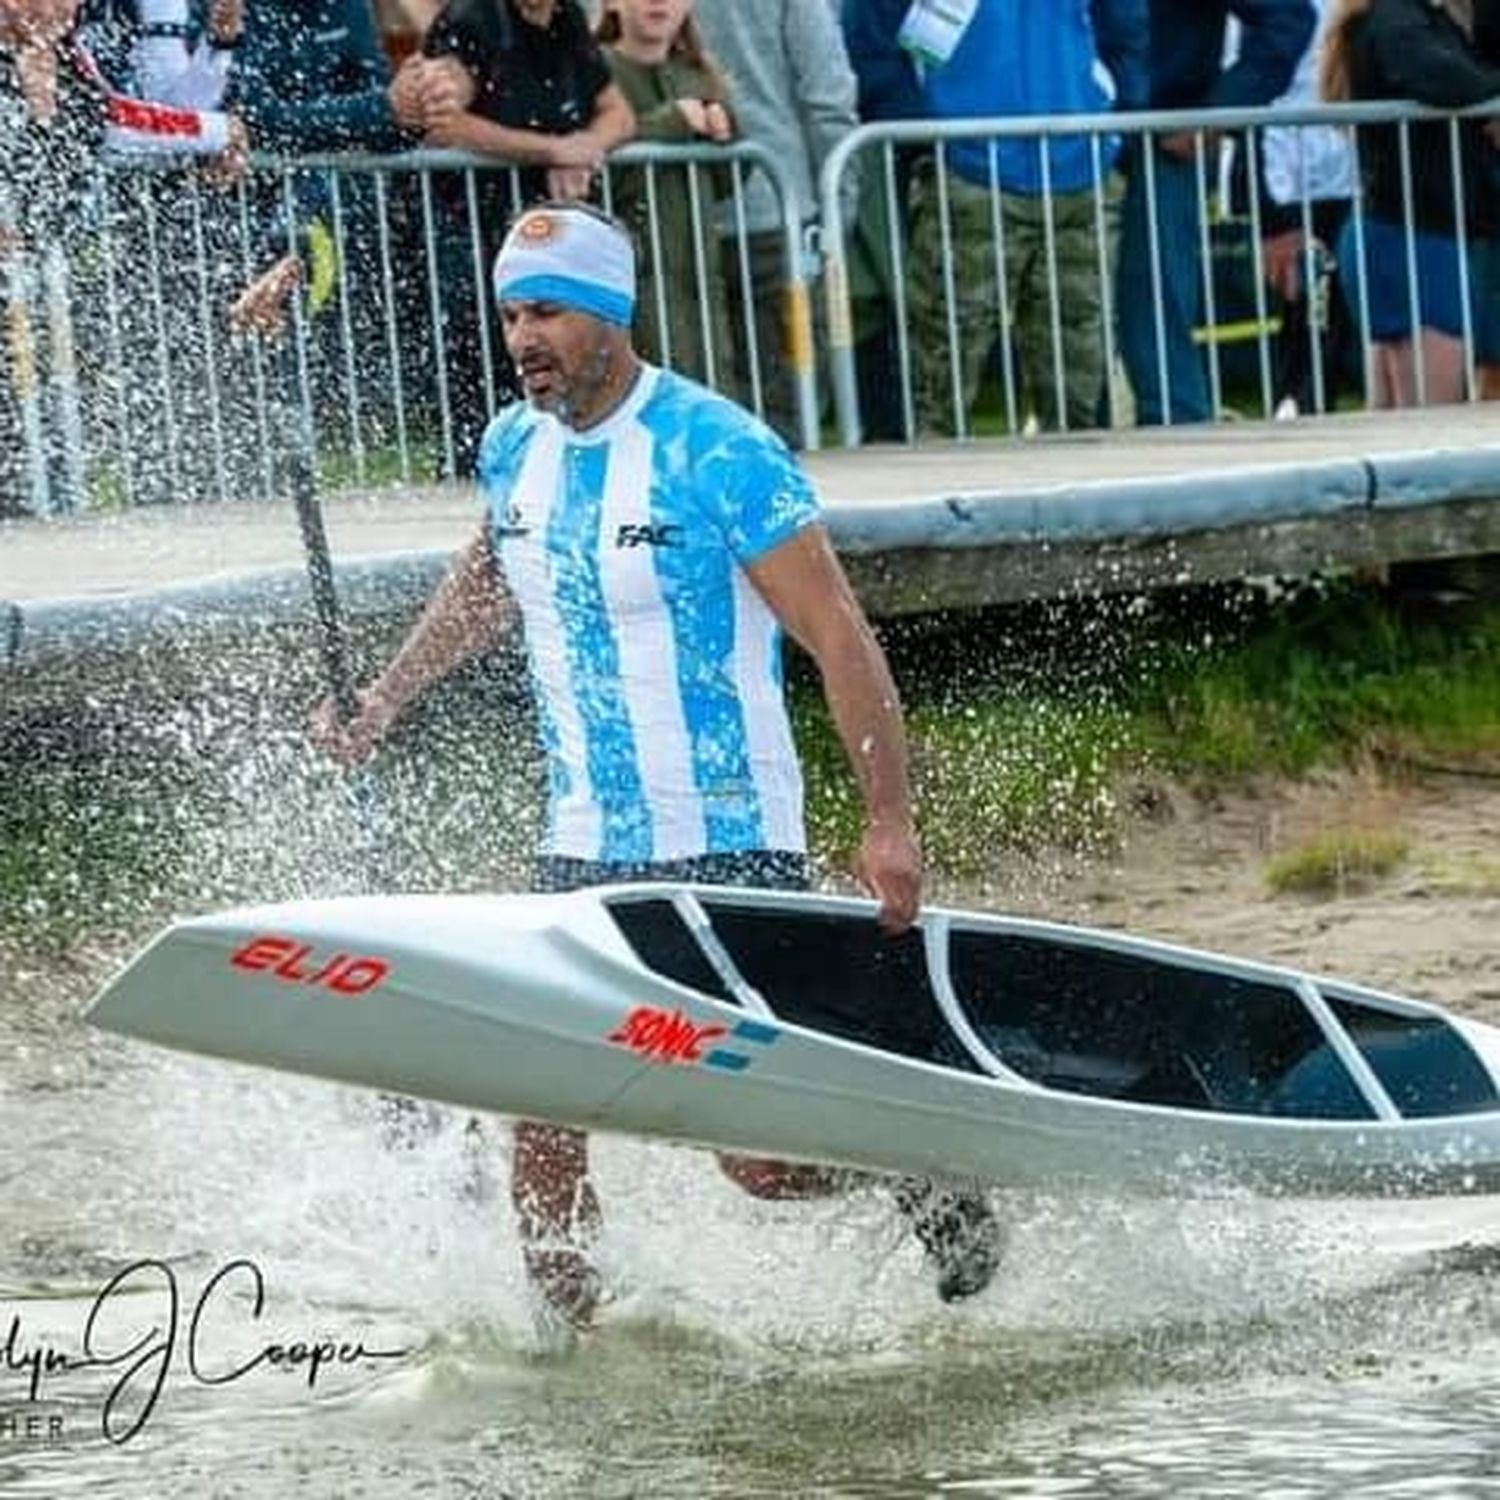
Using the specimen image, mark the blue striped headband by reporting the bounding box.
[492,206,637,327]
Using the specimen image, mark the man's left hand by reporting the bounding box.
[857,820,922,935]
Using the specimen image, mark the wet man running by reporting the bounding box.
[316,201,1000,1324]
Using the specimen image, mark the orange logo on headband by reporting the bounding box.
[517,212,559,243]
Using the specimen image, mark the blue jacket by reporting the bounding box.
[842,0,1149,193]
[229,0,406,153]
[1147,0,1313,110]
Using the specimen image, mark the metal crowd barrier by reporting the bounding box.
[819,99,1500,447]
[1,138,815,517]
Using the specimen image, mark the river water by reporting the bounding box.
[4,687,1500,1496]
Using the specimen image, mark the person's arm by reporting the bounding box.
[235,0,409,152]
[840,0,925,121]
[427,79,632,162]
[1092,0,1150,114]
[785,0,859,180]
[1213,0,1315,109]
[746,524,921,933]
[583,78,634,153]
[314,529,515,763]
[1362,0,1500,108]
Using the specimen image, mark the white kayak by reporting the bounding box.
[87,883,1500,1198]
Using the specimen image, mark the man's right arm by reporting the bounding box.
[316,528,514,763]
[1215,0,1315,109]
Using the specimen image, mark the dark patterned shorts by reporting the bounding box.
[531,849,809,895]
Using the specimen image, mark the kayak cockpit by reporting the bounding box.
[602,889,1500,1125]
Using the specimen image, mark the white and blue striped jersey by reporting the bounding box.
[478,365,820,864]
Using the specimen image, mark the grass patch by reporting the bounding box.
[317,432,444,493]
[1132,583,1500,780]
[798,579,1500,870]
[1416,853,1500,898]
[1264,828,1411,896]
[4,577,1499,937]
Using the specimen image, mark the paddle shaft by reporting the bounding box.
[282,318,356,720]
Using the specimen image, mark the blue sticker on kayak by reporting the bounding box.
[703,1018,781,1072]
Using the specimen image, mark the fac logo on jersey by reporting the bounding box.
[616,523,683,549]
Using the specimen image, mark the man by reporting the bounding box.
[316,202,1000,1326]
[1119,0,1313,424]
[694,0,860,446]
[81,0,241,108]
[843,0,1148,436]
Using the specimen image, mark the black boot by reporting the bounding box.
[893,1179,1003,1303]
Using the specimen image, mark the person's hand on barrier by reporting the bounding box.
[702,100,732,143]
[1261,229,1306,303]
[394,56,473,132]
[203,113,249,186]
[208,0,243,46]
[420,56,474,118]
[545,165,594,201]
[230,253,301,338]
[857,818,922,936]
[676,98,731,142]
[547,131,604,172]
[309,689,396,766]
[389,57,431,131]
[1159,128,1218,164]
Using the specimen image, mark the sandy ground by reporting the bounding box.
[950,769,1500,1021]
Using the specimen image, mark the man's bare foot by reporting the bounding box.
[523,1246,602,1329]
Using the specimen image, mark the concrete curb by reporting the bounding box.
[6,444,1500,673]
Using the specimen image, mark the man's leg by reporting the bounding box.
[1118,150,1212,425]
[718,1153,1002,1303]
[511,1119,603,1326]
[1028,181,1121,432]
[906,164,1003,437]
[716,1154,849,1198]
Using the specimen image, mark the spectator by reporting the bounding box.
[695,0,859,446]
[80,0,240,107]
[420,0,633,204]
[2,0,244,513]
[413,0,633,470]
[1474,0,1500,397]
[1323,0,1500,406]
[228,0,450,487]
[1119,0,1313,425]
[1248,0,1359,417]
[844,0,1149,438]
[595,0,737,387]
[232,0,423,153]
[5,0,241,233]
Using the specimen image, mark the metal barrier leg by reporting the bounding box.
[4,251,51,516]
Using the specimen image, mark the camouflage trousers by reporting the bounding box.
[906,161,1124,435]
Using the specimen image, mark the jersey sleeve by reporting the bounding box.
[695,420,822,566]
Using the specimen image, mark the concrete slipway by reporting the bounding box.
[5,405,1500,682]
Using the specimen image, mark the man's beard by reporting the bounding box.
[534,339,614,426]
